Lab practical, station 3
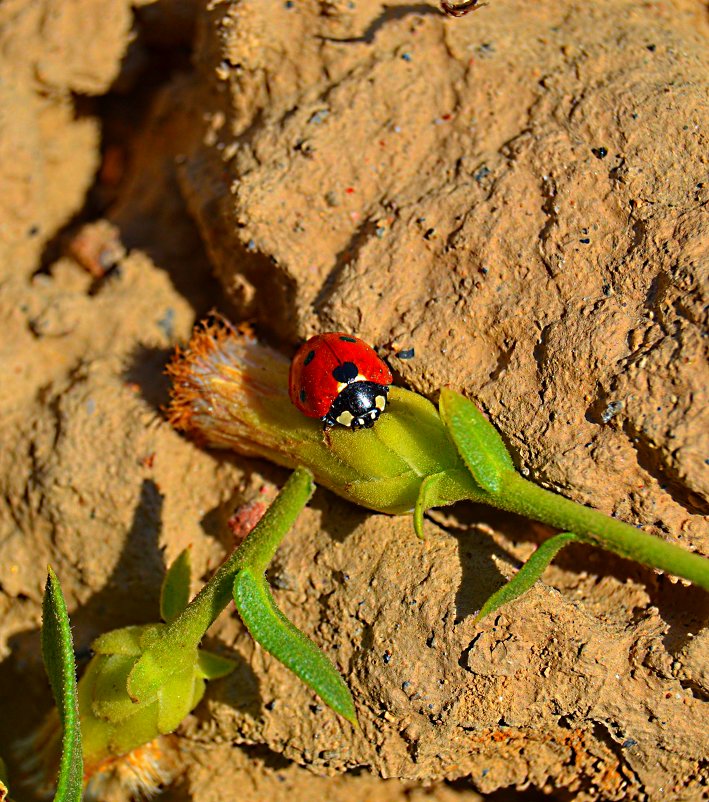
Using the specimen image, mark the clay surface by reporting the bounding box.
[0,1,707,801]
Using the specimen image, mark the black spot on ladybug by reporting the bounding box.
[339,335,357,342]
[304,349,316,365]
[332,361,358,383]
[300,389,307,402]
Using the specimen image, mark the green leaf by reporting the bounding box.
[41,567,83,802]
[233,567,357,726]
[161,548,192,623]
[197,650,237,680]
[475,532,579,623]
[439,388,515,494]
[414,468,487,538]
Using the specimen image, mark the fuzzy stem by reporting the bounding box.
[166,468,314,647]
[492,472,709,590]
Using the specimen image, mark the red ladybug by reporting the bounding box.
[289,332,392,429]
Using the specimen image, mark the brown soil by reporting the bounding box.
[0,1,707,801]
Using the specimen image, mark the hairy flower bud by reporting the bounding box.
[167,321,479,514]
[78,623,231,780]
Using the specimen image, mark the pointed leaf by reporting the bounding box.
[41,568,83,802]
[439,388,515,494]
[414,468,488,538]
[233,568,357,726]
[197,649,237,680]
[161,547,192,623]
[475,532,579,622]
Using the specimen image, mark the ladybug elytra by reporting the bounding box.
[289,332,393,429]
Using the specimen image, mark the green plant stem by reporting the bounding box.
[491,472,709,591]
[166,468,314,647]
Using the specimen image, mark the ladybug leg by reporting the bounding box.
[322,413,336,429]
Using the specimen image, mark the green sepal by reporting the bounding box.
[439,388,515,494]
[157,663,199,733]
[161,547,192,623]
[91,625,145,656]
[126,643,194,704]
[233,567,357,726]
[191,675,207,711]
[414,468,487,538]
[475,532,579,623]
[41,567,83,802]
[197,649,237,680]
[108,701,160,756]
[92,653,151,722]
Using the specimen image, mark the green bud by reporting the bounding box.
[78,623,232,771]
[167,323,483,514]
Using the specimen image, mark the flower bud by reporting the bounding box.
[77,623,233,773]
[167,321,479,514]
[20,622,233,799]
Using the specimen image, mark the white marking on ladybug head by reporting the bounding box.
[369,410,377,418]
[336,373,367,394]
[336,410,354,426]
[375,395,386,411]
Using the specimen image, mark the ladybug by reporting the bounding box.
[289,332,393,429]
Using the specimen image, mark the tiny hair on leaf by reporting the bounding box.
[42,567,83,802]
[233,567,357,726]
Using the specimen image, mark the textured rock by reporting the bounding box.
[0,1,706,800]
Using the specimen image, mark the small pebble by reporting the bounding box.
[601,400,623,422]
[592,146,608,159]
[157,307,175,339]
[397,347,415,359]
[474,165,491,182]
[308,109,329,125]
